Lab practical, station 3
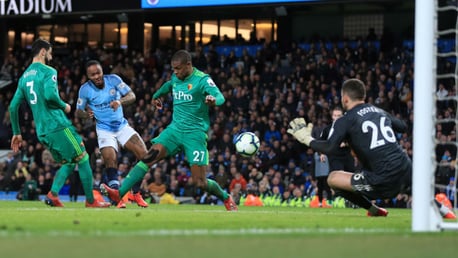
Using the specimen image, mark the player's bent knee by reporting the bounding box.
[141,148,159,165]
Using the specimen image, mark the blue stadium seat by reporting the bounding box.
[205,45,263,58]
[438,39,454,53]
[403,40,414,50]
[298,43,311,51]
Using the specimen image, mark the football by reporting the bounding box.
[234,132,260,157]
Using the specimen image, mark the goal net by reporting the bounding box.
[412,0,458,231]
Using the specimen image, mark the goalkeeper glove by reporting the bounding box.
[287,118,314,146]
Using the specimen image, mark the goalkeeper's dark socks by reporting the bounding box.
[334,190,372,209]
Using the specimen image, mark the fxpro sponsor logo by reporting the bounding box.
[1,0,72,16]
[173,90,193,101]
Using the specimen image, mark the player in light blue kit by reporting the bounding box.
[75,60,148,208]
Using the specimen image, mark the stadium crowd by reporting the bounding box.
[0,34,455,208]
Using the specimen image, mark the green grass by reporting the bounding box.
[0,201,457,258]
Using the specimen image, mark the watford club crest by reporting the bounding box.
[188,84,192,90]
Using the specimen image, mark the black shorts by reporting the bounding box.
[350,162,411,200]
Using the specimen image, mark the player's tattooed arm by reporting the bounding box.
[111,91,136,111]
[119,91,136,106]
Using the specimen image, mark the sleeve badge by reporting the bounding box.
[207,78,216,87]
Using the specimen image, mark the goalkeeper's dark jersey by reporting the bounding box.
[311,103,409,178]
[319,124,357,172]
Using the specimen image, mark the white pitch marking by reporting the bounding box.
[0,227,404,238]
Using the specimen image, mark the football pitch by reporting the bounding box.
[0,201,457,258]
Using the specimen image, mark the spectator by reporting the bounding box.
[445,177,456,207]
[10,161,27,191]
[147,167,167,199]
[258,180,272,200]
[14,160,28,179]
[0,171,7,191]
[270,175,285,194]
[227,71,241,87]
[230,182,243,205]
[290,167,306,189]
[167,177,181,197]
[182,177,200,201]
[280,189,292,206]
[20,173,39,201]
[229,172,247,193]
[214,164,230,191]
[36,173,50,195]
[247,167,263,185]
[436,149,454,186]
[437,83,448,100]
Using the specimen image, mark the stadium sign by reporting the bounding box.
[0,0,72,16]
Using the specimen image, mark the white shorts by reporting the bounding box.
[96,125,139,152]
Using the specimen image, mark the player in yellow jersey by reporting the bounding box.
[9,39,110,208]
[101,50,237,211]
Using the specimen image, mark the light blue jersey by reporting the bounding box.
[77,74,131,132]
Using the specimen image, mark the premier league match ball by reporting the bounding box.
[235,132,260,157]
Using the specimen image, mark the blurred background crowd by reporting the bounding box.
[0,34,455,208]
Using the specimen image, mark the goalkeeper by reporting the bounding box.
[288,78,456,219]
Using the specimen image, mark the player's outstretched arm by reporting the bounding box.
[386,112,407,133]
[152,80,173,100]
[309,118,347,154]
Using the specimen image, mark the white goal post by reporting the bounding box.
[412,0,458,231]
